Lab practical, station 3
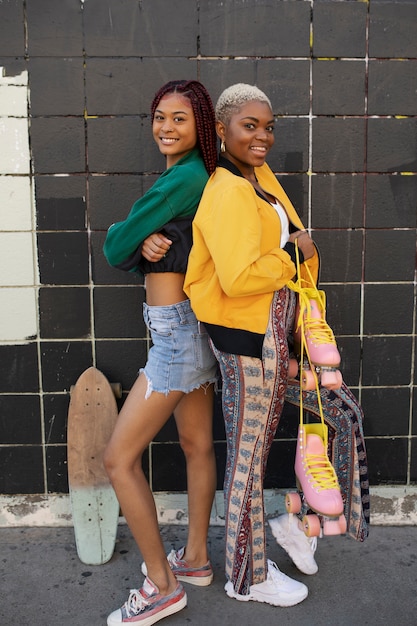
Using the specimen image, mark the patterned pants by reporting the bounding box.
[212,288,369,595]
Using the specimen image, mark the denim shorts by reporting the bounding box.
[141,299,217,397]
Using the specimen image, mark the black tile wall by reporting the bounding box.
[28,58,84,116]
[200,60,257,105]
[0,1,24,55]
[43,394,71,445]
[264,440,298,490]
[322,284,361,337]
[366,175,417,228]
[0,344,39,394]
[312,60,366,116]
[83,0,198,57]
[0,447,44,494]
[93,287,146,338]
[151,444,187,492]
[37,197,86,231]
[366,438,408,484]
[313,1,368,58]
[91,231,143,287]
[40,342,93,393]
[200,0,311,57]
[311,175,364,229]
[30,118,85,174]
[0,0,416,499]
[362,337,413,388]
[337,337,362,389]
[277,174,309,219]
[85,58,197,117]
[361,388,410,438]
[95,340,149,392]
[269,119,309,173]
[368,60,417,116]
[411,438,417,483]
[37,233,89,285]
[364,230,416,282]
[39,287,91,339]
[313,230,363,283]
[257,60,310,116]
[0,396,42,444]
[88,175,145,229]
[26,0,83,56]
[363,284,414,336]
[46,445,69,493]
[369,2,417,58]
[214,442,227,491]
[312,118,366,173]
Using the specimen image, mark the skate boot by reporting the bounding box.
[285,424,346,537]
[293,288,343,391]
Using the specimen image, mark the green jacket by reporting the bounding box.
[103,149,209,273]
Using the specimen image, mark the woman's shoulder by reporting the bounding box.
[159,149,207,187]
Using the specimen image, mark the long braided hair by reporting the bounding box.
[151,80,217,176]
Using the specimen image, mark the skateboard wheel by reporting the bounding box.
[285,491,302,514]
[110,382,123,399]
[302,514,321,537]
[301,368,316,391]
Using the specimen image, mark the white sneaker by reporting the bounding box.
[269,514,318,575]
[224,559,308,607]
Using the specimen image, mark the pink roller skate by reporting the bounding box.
[285,424,346,537]
[293,287,343,391]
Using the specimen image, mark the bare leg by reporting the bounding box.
[104,372,184,595]
[174,384,216,566]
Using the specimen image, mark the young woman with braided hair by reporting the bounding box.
[103,80,218,625]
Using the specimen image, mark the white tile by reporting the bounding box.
[0,85,28,117]
[0,118,30,174]
[0,68,28,87]
[0,287,37,341]
[0,232,37,286]
[0,176,33,231]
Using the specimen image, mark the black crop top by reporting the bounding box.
[137,218,193,275]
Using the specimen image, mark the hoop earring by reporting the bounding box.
[220,140,226,153]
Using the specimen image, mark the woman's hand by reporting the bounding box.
[289,230,315,261]
[141,233,172,262]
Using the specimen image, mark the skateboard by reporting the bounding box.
[67,366,122,565]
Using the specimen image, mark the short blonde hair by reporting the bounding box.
[215,83,272,124]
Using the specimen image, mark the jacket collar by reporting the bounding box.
[217,155,269,203]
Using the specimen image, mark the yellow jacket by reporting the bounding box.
[184,160,319,344]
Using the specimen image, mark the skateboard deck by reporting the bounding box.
[67,366,120,565]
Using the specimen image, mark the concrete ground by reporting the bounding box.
[1,523,416,625]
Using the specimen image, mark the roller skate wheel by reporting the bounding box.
[285,491,302,514]
[338,514,347,534]
[301,368,316,391]
[322,513,347,536]
[320,368,342,390]
[302,514,321,537]
[288,358,299,379]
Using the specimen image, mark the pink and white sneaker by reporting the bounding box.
[141,547,213,586]
[107,577,187,625]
